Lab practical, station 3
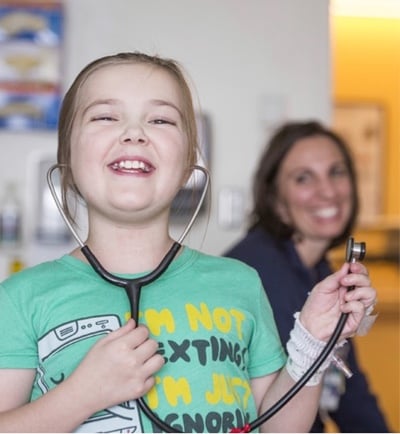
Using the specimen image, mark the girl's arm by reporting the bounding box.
[252,261,376,433]
[0,368,97,432]
[0,320,164,432]
[251,370,321,433]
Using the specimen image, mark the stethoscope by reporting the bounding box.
[47,164,366,433]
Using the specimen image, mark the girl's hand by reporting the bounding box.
[68,319,164,414]
[299,261,377,341]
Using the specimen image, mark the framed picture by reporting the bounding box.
[332,103,385,224]
[0,0,63,130]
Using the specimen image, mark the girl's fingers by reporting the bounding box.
[342,284,376,310]
[349,261,368,275]
[101,318,136,343]
[341,272,370,289]
[132,337,160,364]
[340,299,365,316]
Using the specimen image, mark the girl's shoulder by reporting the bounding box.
[189,247,262,281]
[0,254,76,292]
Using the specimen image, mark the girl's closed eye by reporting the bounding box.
[150,117,177,126]
[91,114,118,122]
[148,103,182,127]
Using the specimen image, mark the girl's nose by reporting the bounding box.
[119,124,148,145]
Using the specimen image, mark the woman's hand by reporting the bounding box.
[67,319,164,414]
[299,261,376,341]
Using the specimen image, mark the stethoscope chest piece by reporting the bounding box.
[346,237,366,263]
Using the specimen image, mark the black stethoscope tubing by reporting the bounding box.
[81,241,182,433]
[81,242,181,325]
[47,165,362,433]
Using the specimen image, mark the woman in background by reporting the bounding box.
[224,120,390,432]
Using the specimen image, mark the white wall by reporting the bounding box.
[0,0,331,277]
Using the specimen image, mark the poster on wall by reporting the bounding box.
[333,103,385,224]
[0,0,63,130]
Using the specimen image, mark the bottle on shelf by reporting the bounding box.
[8,255,25,275]
[0,181,22,247]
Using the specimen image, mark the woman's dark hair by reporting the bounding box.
[249,120,359,249]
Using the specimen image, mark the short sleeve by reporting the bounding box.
[0,284,38,368]
[247,277,287,378]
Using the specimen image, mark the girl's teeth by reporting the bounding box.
[116,160,149,171]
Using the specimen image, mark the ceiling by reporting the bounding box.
[331,0,400,18]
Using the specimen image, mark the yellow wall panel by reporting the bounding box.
[332,15,400,431]
[332,17,400,217]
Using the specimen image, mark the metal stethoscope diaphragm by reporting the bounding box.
[346,237,366,263]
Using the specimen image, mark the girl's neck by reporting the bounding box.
[71,218,176,274]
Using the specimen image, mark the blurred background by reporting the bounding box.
[0,0,398,431]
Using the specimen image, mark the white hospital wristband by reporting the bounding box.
[285,312,346,386]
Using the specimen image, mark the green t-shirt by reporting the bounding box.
[0,247,286,433]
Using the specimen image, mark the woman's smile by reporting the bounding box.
[276,135,353,242]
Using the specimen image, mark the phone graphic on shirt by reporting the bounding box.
[37,315,143,433]
[38,315,120,361]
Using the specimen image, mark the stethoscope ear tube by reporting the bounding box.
[46,164,211,249]
[47,164,85,248]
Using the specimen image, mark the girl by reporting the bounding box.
[0,53,376,433]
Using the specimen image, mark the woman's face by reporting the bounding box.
[275,135,353,243]
[69,63,190,225]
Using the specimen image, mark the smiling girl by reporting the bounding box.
[0,55,377,433]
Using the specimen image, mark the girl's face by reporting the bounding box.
[70,63,190,225]
[275,135,353,243]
